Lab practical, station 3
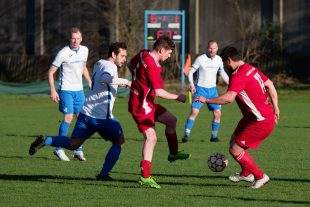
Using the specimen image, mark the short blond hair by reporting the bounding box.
[69,27,82,37]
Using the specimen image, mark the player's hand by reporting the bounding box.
[274,107,280,124]
[50,90,59,103]
[125,80,131,88]
[189,84,196,94]
[194,96,207,103]
[176,94,186,103]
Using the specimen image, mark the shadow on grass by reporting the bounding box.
[188,194,310,205]
[0,155,51,160]
[115,171,310,184]
[0,173,139,188]
[0,173,239,189]
[278,125,310,129]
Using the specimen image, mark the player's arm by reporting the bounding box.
[100,72,131,88]
[48,65,59,103]
[155,89,186,103]
[83,65,92,88]
[187,66,198,93]
[264,79,280,123]
[195,91,237,105]
[218,64,229,85]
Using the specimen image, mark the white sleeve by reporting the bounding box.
[84,47,89,62]
[218,59,229,84]
[51,50,64,68]
[111,77,130,85]
[188,57,200,85]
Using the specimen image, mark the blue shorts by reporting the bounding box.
[71,113,123,142]
[192,86,221,111]
[58,90,85,114]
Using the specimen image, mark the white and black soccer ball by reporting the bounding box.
[208,153,228,172]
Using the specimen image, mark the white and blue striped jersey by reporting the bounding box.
[52,45,88,91]
[188,54,229,88]
[81,60,118,120]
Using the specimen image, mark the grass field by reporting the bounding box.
[0,89,309,207]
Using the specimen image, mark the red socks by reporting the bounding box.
[165,131,178,155]
[140,160,152,178]
[235,150,264,179]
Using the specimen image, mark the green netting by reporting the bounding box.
[0,81,129,96]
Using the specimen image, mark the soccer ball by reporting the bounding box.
[208,153,228,172]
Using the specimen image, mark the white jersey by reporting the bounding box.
[52,45,88,91]
[188,54,229,88]
[81,59,118,119]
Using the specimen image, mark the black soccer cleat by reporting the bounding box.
[29,135,45,155]
[210,137,220,142]
[182,134,189,143]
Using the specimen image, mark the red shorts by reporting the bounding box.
[130,103,167,133]
[232,116,276,149]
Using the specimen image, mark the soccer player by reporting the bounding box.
[128,36,191,189]
[183,40,229,143]
[195,46,279,189]
[48,27,92,161]
[29,42,130,180]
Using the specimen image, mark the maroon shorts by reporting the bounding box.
[130,103,167,133]
[232,116,276,149]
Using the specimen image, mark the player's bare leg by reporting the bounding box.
[138,127,161,188]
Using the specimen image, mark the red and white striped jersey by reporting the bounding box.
[228,63,274,121]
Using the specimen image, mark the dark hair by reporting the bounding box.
[153,36,175,51]
[220,46,241,62]
[108,42,127,57]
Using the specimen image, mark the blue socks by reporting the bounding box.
[45,136,71,149]
[58,121,70,136]
[184,118,195,136]
[211,121,220,138]
[100,144,121,176]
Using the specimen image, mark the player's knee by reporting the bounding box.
[113,136,125,145]
[213,110,221,119]
[191,109,199,118]
[168,116,177,128]
[64,115,74,123]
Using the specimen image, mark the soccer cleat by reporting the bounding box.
[210,137,220,142]
[29,135,45,155]
[73,151,86,161]
[250,174,270,189]
[229,173,255,182]
[168,151,191,162]
[96,174,114,181]
[182,134,189,143]
[53,149,70,161]
[139,176,161,189]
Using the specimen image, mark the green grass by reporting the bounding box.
[0,89,309,207]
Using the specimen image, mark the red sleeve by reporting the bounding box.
[256,68,269,82]
[143,55,164,89]
[228,73,246,94]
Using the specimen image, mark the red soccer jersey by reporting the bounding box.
[228,63,274,121]
[128,50,164,117]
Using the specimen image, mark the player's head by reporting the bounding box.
[153,36,175,62]
[69,27,82,49]
[220,46,242,70]
[108,42,127,67]
[207,40,219,58]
